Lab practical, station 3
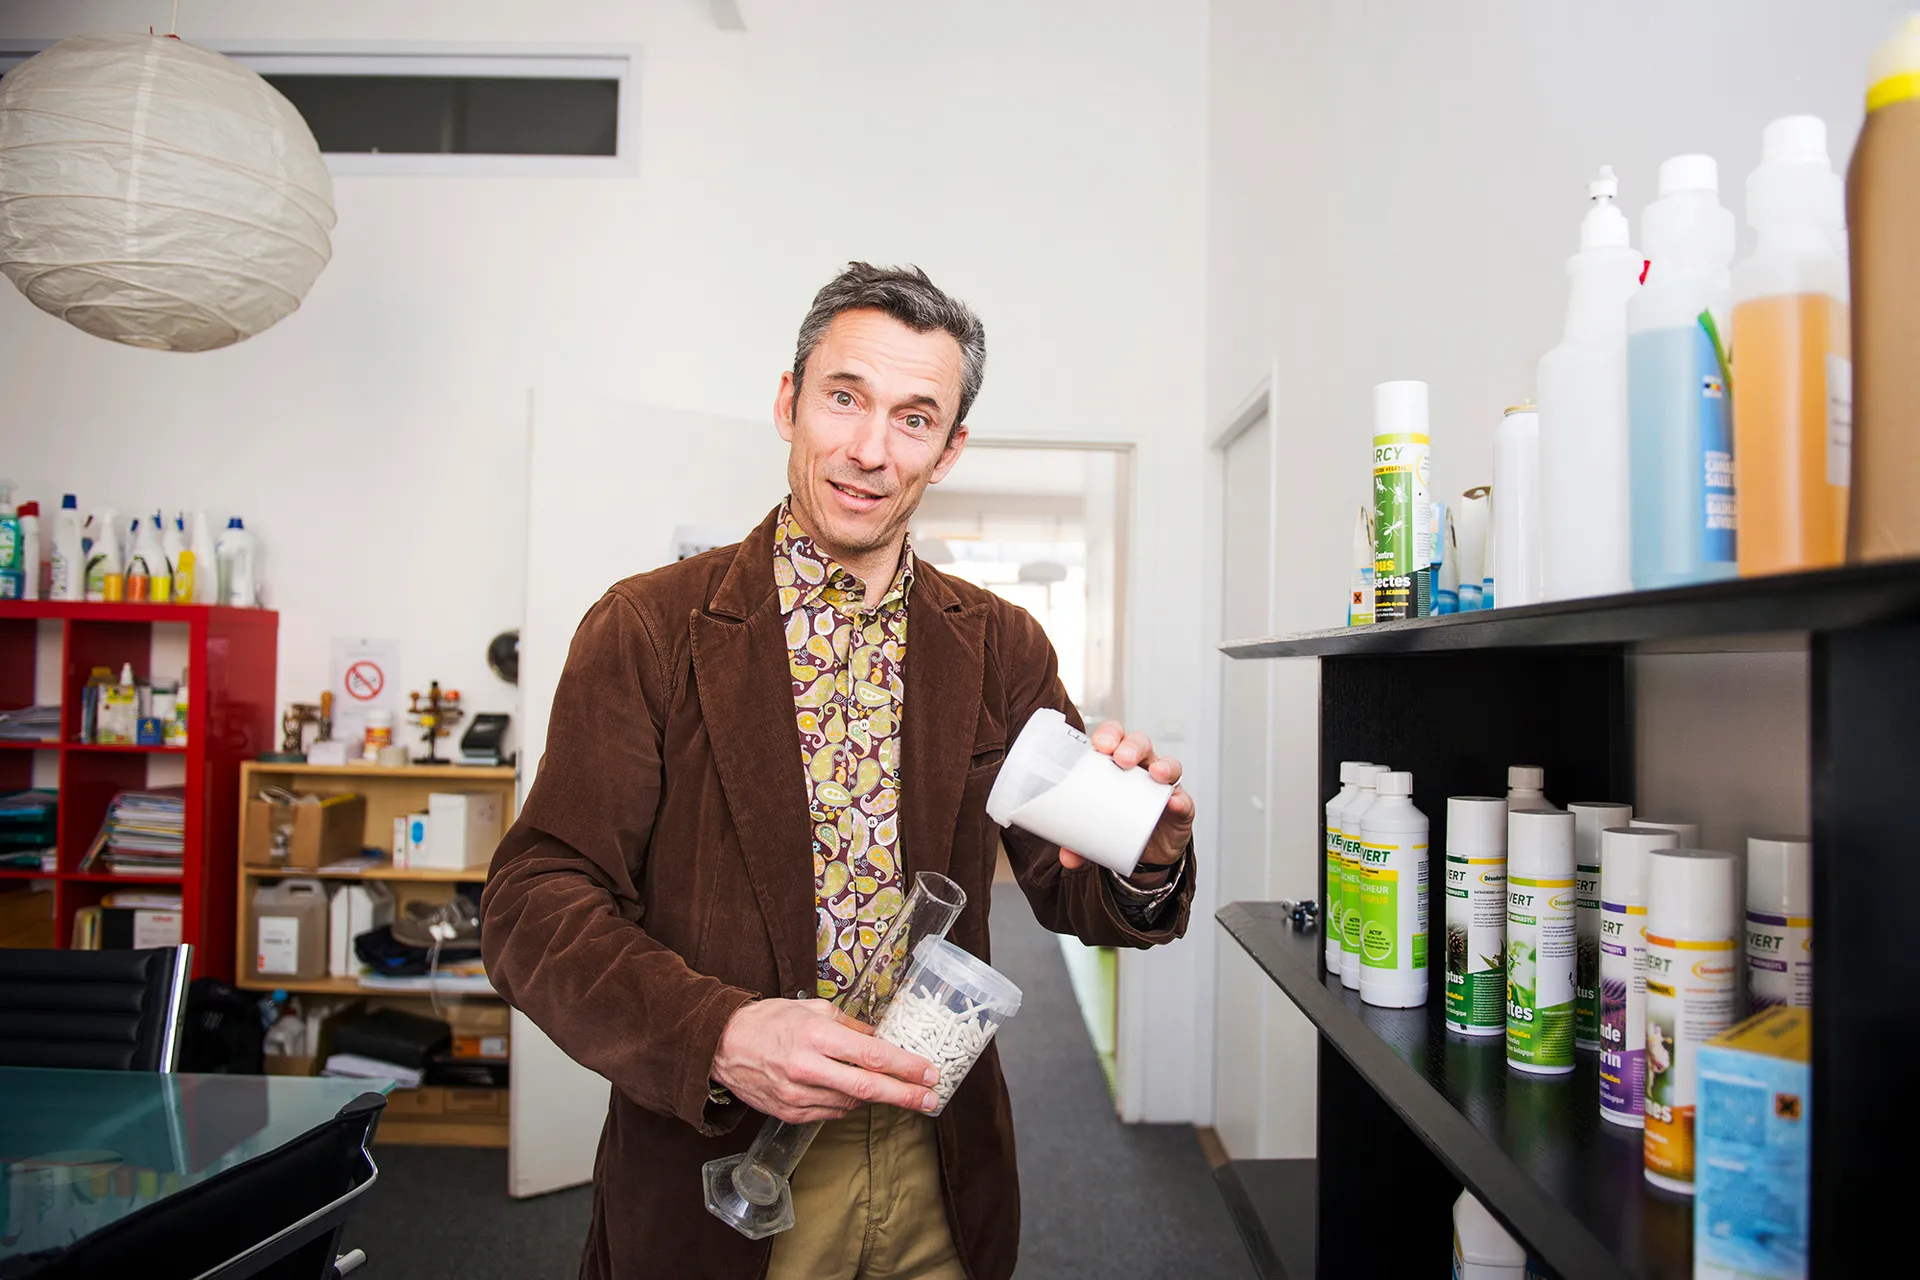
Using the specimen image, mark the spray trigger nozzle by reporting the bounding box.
[1588,165,1620,204]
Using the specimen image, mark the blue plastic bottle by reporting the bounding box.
[1628,155,1738,590]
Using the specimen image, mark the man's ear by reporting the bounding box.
[775,371,798,443]
[930,423,969,484]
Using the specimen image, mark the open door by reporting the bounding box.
[510,389,788,1197]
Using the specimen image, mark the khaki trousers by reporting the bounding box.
[765,1105,965,1280]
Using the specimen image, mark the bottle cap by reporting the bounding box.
[228,517,244,529]
[1339,760,1375,786]
[1646,848,1738,939]
[1659,153,1719,195]
[1375,771,1412,797]
[18,501,37,518]
[61,494,77,509]
[1631,818,1700,846]
[1447,796,1507,856]
[1509,808,1573,877]
[1762,115,1828,166]
[1508,765,1545,790]
[1567,802,1633,865]
[119,662,134,684]
[1354,763,1389,790]
[1600,827,1678,907]
[1373,380,1429,437]
[1747,116,1842,233]
[1502,403,1538,416]
[1746,835,1812,915]
[1869,14,1920,107]
[1579,166,1630,250]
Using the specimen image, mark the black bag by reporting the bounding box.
[177,977,265,1074]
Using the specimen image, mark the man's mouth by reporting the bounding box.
[828,479,887,508]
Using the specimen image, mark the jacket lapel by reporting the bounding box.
[901,568,988,886]
[689,513,817,997]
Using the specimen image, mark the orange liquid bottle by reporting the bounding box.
[1731,117,1850,577]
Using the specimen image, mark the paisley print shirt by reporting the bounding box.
[776,504,915,1000]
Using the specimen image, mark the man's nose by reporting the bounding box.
[846,409,890,471]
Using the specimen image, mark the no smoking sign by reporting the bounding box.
[344,660,385,701]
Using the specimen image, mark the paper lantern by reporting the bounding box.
[0,33,335,352]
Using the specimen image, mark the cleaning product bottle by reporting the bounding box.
[1339,764,1391,991]
[1493,404,1543,606]
[84,509,122,602]
[160,512,187,603]
[217,517,256,607]
[17,500,39,600]
[1567,801,1633,1052]
[1733,117,1850,578]
[1347,506,1375,626]
[0,481,21,601]
[1539,167,1642,601]
[1325,761,1376,972]
[1506,808,1577,1075]
[188,511,218,604]
[1506,765,1554,812]
[1628,155,1738,590]
[1847,15,1920,562]
[1644,847,1739,1195]
[1745,835,1812,1012]
[50,495,82,601]
[1599,827,1682,1129]
[125,517,155,602]
[1445,795,1509,1038]
[133,513,172,603]
[1372,381,1432,621]
[1357,770,1429,1009]
[1481,520,1496,608]
[1457,486,1489,611]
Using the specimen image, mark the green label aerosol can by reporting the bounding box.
[1372,381,1432,620]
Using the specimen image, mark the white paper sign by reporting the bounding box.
[329,636,401,752]
[132,910,182,949]
[257,916,300,975]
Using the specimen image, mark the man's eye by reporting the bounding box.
[833,391,855,407]
[905,415,928,431]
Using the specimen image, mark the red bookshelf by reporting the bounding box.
[0,601,277,980]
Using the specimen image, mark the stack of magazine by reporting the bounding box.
[0,790,57,872]
[80,789,186,877]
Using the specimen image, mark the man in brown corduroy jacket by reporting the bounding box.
[481,263,1197,1280]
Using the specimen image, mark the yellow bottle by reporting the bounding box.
[1731,116,1849,577]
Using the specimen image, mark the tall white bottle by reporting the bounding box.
[188,511,219,604]
[1539,166,1643,600]
[49,495,83,601]
[1493,404,1543,606]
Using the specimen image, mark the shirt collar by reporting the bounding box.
[775,499,916,616]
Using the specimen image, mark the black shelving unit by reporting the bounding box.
[1218,561,1920,1278]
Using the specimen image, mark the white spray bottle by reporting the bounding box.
[85,509,122,602]
[188,511,218,604]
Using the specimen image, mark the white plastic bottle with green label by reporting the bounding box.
[1506,808,1576,1075]
[1357,771,1428,1009]
[1644,848,1739,1194]
[1339,765,1389,990]
[1599,826,1678,1128]
[1567,801,1633,1051]
[1445,796,1508,1037]
[1745,835,1812,1011]
[1324,761,1374,972]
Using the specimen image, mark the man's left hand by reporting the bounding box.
[1059,721,1195,883]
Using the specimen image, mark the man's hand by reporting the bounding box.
[712,997,941,1124]
[1061,721,1195,883]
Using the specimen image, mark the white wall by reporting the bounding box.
[0,0,1210,1118]
[1206,0,1890,1158]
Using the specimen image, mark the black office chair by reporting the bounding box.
[0,943,193,1071]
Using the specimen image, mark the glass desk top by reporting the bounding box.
[0,1067,395,1262]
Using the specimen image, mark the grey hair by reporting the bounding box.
[792,262,987,430]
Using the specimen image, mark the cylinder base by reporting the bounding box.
[702,1154,795,1239]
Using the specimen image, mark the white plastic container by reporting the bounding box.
[17,501,38,600]
[875,937,1022,1115]
[1539,166,1642,601]
[49,495,82,602]
[1356,771,1428,1009]
[1457,486,1490,611]
[1745,835,1812,1012]
[253,878,330,981]
[1480,519,1496,608]
[1506,765,1554,812]
[188,511,218,604]
[1643,848,1739,1194]
[1506,808,1576,1075]
[216,517,257,607]
[1628,154,1738,590]
[1567,801,1633,1051]
[1451,1190,1528,1279]
[128,515,170,603]
[160,513,186,597]
[1598,827,1680,1129]
[84,509,121,602]
[1338,764,1390,989]
[1348,506,1375,626]
[1325,761,1375,971]
[1445,796,1508,1037]
[1493,405,1543,606]
[985,708,1173,876]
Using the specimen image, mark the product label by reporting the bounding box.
[1339,841,1364,956]
[1745,910,1812,1011]
[1698,322,1737,566]
[1358,841,1428,972]
[1827,353,1853,489]
[1445,854,1507,1034]
[1326,822,1346,948]
[1644,935,1738,1187]
[0,523,15,571]
[1598,900,1647,1124]
[1575,861,1602,1049]
[1506,875,1576,1070]
[1373,433,1430,621]
[1349,565,1375,627]
[257,916,300,975]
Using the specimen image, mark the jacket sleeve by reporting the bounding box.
[480,589,757,1135]
[994,605,1195,949]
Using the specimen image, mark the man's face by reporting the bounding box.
[777,308,969,563]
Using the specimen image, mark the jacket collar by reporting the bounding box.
[709,503,963,620]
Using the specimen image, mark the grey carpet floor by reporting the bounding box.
[342,882,1245,1278]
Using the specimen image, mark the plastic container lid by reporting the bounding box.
[61,494,77,509]
[1508,765,1545,790]
[1646,848,1738,939]
[227,517,245,529]
[1354,764,1388,789]
[1374,770,1413,797]
[1338,760,1374,786]
[1508,809,1573,877]
[1373,380,1429,436]
[1567,802,1633,864]
[1453,1190,1527,1266]
[17,501,37,518]
[909,936,1022,1015]
[1599,827,1677,906]
[1659,153,1719,195]
[1631,818,1700,846]
[1747,116,1842,232]
[1447,797,1507,855]
[1747,836,1812,915]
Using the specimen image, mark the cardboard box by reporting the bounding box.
[418,792,503,870]
[245,792,367,869]
[1696,1006,1810,1280]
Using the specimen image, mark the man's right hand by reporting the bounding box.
[711,997,941,1123]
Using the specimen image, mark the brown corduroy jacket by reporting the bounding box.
[480,507,1194,1280]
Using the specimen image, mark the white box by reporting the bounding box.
[392,815,409,869]
[328,881,395,978]
[420,793,503,870]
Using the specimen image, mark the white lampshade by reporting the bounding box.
[0,33,336,352]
